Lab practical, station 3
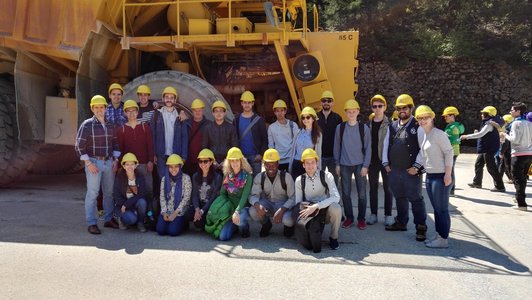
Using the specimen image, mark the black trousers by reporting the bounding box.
[511,155,532,207]
[473,152,505,190]
[368,161,393,216]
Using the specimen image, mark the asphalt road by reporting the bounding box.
[0,154,530,299]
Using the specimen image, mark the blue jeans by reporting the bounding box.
[322,157,339,188]
[219,208,250,241]
[340,165,367,221]
[119,198,147,225]
[156,214,186,236]
[388,168,426,226]
[426,174,451,239]
[84,158,115,226]
[246,155,262,178]
[249,199,295,227]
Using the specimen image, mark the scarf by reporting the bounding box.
[164,168,183,210]
[223,171,247,194]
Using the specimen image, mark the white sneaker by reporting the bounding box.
[425,235,448,248]
[367,214,378,225]
[512,205,527,211]
[384,215,394,226]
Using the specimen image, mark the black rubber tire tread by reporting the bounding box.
[30,144,82,175]
[0,78,39,187]
[122,70,234,121]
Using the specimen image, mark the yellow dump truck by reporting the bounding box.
[0,0,359,186]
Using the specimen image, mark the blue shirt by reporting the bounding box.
[239,115,255,156]
[105,103,127,127]
[294,129,313,160]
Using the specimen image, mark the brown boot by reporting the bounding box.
[416,224,427,241]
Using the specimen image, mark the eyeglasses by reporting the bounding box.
[372,104,384,109]
[301,115,313,121]
[321,99,332,104]
[417,116,432,121]
[198,159,211,164]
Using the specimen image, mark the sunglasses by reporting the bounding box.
[321,99,333,103]
[372,104,384,109]
[397,106,410,111]
[301,115,313,121]
[198,159,211,164]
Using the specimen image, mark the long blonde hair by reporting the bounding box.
[222,158,253,176]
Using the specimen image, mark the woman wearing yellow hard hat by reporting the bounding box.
[415,105,454,248]
[205,147,253,240]
[156,154,192,236]
[441,106,465,196]
[190,149,222,229]
[113,153,148,232]
[288,106,322,179]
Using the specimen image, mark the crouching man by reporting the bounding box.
[294,148,341,253]
[249,149,296,237]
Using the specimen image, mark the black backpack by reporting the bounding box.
[260,171,287,191]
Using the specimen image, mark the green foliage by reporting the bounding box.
[310,0,531,66]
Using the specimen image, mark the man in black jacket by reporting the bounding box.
[317,90,343,188]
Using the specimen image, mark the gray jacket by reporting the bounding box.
[368,116,390,161]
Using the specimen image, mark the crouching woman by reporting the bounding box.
[205,147,252,241]
[113,153,148,232]
[157,154,192,236]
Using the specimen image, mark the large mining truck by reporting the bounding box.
[0,0,359,186]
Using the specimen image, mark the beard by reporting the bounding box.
[322,104,331,111]
[399,112,411,120]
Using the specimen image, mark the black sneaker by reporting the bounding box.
[385,221,407,231]
[87,225,101,235]
[241,228,250,238]
[283,225,295,237]
[259,220,272,237]
[329,237,339,250]
[468,183,482,188]
[415,224,427,241]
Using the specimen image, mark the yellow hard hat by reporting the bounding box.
[344,99,360,110]
[395,94,414,108]
[321,90,334,100]
[240,90,255,102]
[123,99,139,112]
[263,149,281,162]
[369,113,375,121]
[197,148,215,160]
[272,99,287,110]
[442,106,459,116]
[480,106,497,117]
[121,152,139,166]
[370,94,387,106]
[90,95,107,108]
[300,106,318,120]
[166,154,184,165]
[392,110,399,121]
[162,86,178,98]
[136,85,151,95]
[226,147,244,160]
[212,100,227,111]
[502,114,514,123]
[191,98,205,109]
[301,148,319,162]
[414,105,435,120]
[108,83,124,94]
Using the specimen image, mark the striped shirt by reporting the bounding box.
[105,103,127,127]
[75,116,120,161]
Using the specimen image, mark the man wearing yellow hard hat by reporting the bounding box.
[460,105,506,192]
[294,148,341,253]
[151,86,189,178]
[317,90,343,187]
[183,98,212,175]
[268,99,299,172]
[234,90,268,176]
[442,106,465,196]
[136,84,159,124]
[106,82,127,127]
[202,100,238,168]
[248,149,296,237]
[75,95,121,234]
[382,94,428,242]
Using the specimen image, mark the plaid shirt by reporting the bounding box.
[105,103,127,127]
[75,116,120,161]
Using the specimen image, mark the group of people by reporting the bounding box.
[75,83,531,253]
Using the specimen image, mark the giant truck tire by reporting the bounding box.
[30,144,82,175]
[122,70,233,121]
[0,78,38,187]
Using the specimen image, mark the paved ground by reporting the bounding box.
[0,154,531,299]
